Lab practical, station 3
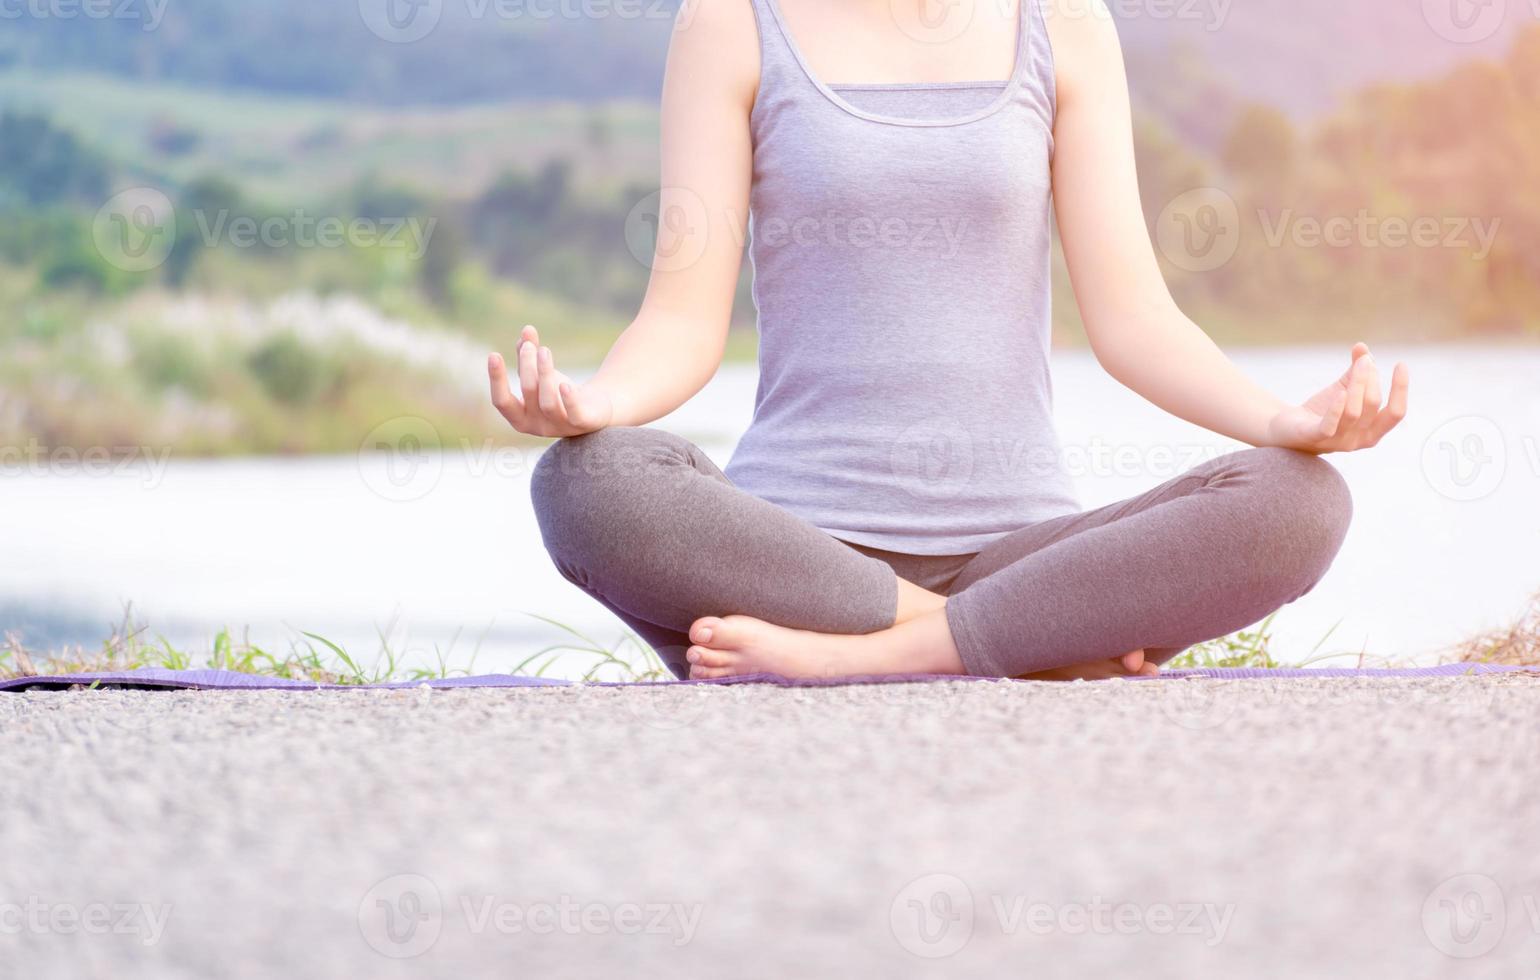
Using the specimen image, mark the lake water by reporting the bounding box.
[3,345,1537,677]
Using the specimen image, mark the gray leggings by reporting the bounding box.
[530,427,1352,679]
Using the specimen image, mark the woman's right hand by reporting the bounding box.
[488,325,614,438]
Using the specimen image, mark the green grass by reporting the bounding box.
[510,614,671,682]
[1164,614,1289,670]
[0,607,670,686]
[1164,612,1369,670]
[8,598,1537,687]
[0,613,1426,686]
[1163,613,1436,671]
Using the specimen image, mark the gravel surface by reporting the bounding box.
[3,675,1538,978]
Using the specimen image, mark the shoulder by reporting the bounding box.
[1039,0,1127,105]
[666,0,762,107]
[672,0,760,42]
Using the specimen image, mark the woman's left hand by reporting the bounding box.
[1266,343,1410,454]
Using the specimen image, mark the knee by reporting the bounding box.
[1237,447,1353,582]
[530,426,691,565]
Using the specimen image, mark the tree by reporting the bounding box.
[0,112,111,207]
[1222,106,1298,184]
[164,175,244,287]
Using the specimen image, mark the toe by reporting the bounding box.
[1120,649,1146,673]
[689,664,737,680]
[686,645,733,668]
[689,617,727,647]
[703,614,758,649]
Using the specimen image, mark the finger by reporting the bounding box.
[1319,386,1349,439]
[1355,355,1383,431]
[1340,355,1369,428]
[1367,362,1410,443]
[521,324,540,348]
[1361,353,1382,408]
[487,352,525,425]
[536,347,568,423]
[1336,342,1372,386]
[517,339,540,416]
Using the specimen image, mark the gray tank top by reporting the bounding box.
[723,0,1080,555]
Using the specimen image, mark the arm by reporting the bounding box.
[488,0,758,435]
[1044,0,1408,453]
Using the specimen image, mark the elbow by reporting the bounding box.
[1081,295,1185,385]
[1083,323,1138,387]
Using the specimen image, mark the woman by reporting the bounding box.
[487,0,1409,681]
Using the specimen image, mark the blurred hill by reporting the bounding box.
[0,0,1532,115]
[0,4,1537,455]
[0,1,677,104]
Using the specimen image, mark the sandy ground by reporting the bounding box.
[2,675,1538,978]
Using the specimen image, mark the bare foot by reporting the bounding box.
[1019,650,1159,682]
[685,615,864,680]
[683,612,1152,682]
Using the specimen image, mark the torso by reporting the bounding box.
[722,0,1081,555]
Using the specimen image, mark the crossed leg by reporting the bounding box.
[532,427,1351,681]
[532,426,916,679]
[685,446,1353,679]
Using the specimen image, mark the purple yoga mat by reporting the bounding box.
[0,663,1535,692]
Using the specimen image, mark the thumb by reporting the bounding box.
[560,382,602,431]
[1271,405,1322,449]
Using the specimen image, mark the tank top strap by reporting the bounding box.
[1024,0,1057,127]
[746,0,818,98]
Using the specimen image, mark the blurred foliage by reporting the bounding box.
[0,109,109,206]
[131,331,213,398]
[0,25,1537,454]
[246,334,335,407]
[1138,27,1540,342]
